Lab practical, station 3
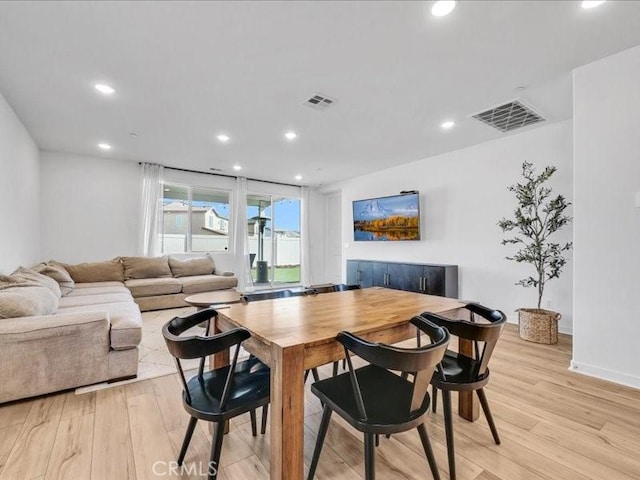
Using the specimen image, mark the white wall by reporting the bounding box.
[326,120,574,333]
[571,45,640,388]
[0,90,40,274]
[40,151,141,263]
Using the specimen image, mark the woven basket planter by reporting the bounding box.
[518,308,561,344]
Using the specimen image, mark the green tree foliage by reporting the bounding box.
[498,162,572,309]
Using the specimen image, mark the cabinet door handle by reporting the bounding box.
[422,277,427,292]
[357,270,361,282]
[386,273,390,286]
[420,277,425,291]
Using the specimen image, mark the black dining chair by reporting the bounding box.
[240,289,296,302]
[307,316,449,480]
[162,308,270,480]
[308,283,361,295]
[421,303,506,480]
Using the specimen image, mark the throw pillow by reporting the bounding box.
[121,256,172,280]
[62,259,125,283]
[33,262,75,296]
[11,267,62,299]
[0,284,59,318]
[168,255,216,278]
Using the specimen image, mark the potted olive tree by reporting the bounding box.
[498,162,572,344]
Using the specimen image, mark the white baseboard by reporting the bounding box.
[569,360,640,390]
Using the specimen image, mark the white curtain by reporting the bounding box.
[233,177,253,292]
[139,162,164,256]
[300,185,312,286]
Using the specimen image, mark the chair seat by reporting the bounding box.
[431,350,489,390]
[311,365,430,434]
[184,356,270,421]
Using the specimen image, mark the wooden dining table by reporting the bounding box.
[211,286,473,480]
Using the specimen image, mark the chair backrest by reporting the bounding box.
[420,303,506,377]
[334,284,361,292]
[338,316,449,419]
[307,284,362,294]
[162,308,250,408]
[241,289,297,303]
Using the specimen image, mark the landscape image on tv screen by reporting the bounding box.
[353,192,420,241]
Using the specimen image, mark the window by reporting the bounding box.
[161,184,231,254]
[247,194,301,285]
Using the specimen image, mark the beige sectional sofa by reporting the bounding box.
[0,255,237,404]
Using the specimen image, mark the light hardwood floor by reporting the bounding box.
[1,323,639,480]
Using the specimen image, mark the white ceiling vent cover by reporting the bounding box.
[303,93,336,111]
[472,100,545,133]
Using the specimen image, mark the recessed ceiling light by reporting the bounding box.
[295,174,302,181]
[217,134,230,143]
[94,84,115,95]
[431,1,456,17]
[97,143,112,151]
[581,0,606,8]
[233,165,242,171]
[285,131,298,141]
[441,120,455,129]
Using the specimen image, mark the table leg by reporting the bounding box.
[458,337,479,422]
[270,344,305,480]
[208,314,231,433]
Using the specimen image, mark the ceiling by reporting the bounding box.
[1,1,640,186]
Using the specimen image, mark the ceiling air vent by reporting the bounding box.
[472,100,545,133]
[303,93,336,111]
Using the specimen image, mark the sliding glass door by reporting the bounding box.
[246,194,301,287]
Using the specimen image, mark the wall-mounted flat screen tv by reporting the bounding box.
[353,192,420,241]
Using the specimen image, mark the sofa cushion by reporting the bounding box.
[124,277,183,297]
[67,285,130,297]
[179,274,238,294]
[10,267,62,299]
[121,256,172,280]
[33,262,75,296]
[56,301,142,350]
[74,281,125,289]
[169,255,216,278]
[0,285,59,319]
[62,259,125,283]
[58,292,133,309]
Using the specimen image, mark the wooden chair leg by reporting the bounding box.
[261,404,269,435]
[432,386,438,414]
[304,369,310,382]
[375,434,380,446]
[477,388,501,445]
[209,422,226,480]
[364,433,376,480]
[250,409,257,437]
[342,358,347,369]
[417,423,441,480]
[178,416,198,465]
[307,405,333,480]
[311,368,320,383]
[442,390,456,480]
[332,361,339,377]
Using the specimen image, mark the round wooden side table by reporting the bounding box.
[184,290,242,311]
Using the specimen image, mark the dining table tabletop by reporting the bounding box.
[210,286,473,480]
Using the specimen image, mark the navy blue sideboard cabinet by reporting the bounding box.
[346,260,458,298]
